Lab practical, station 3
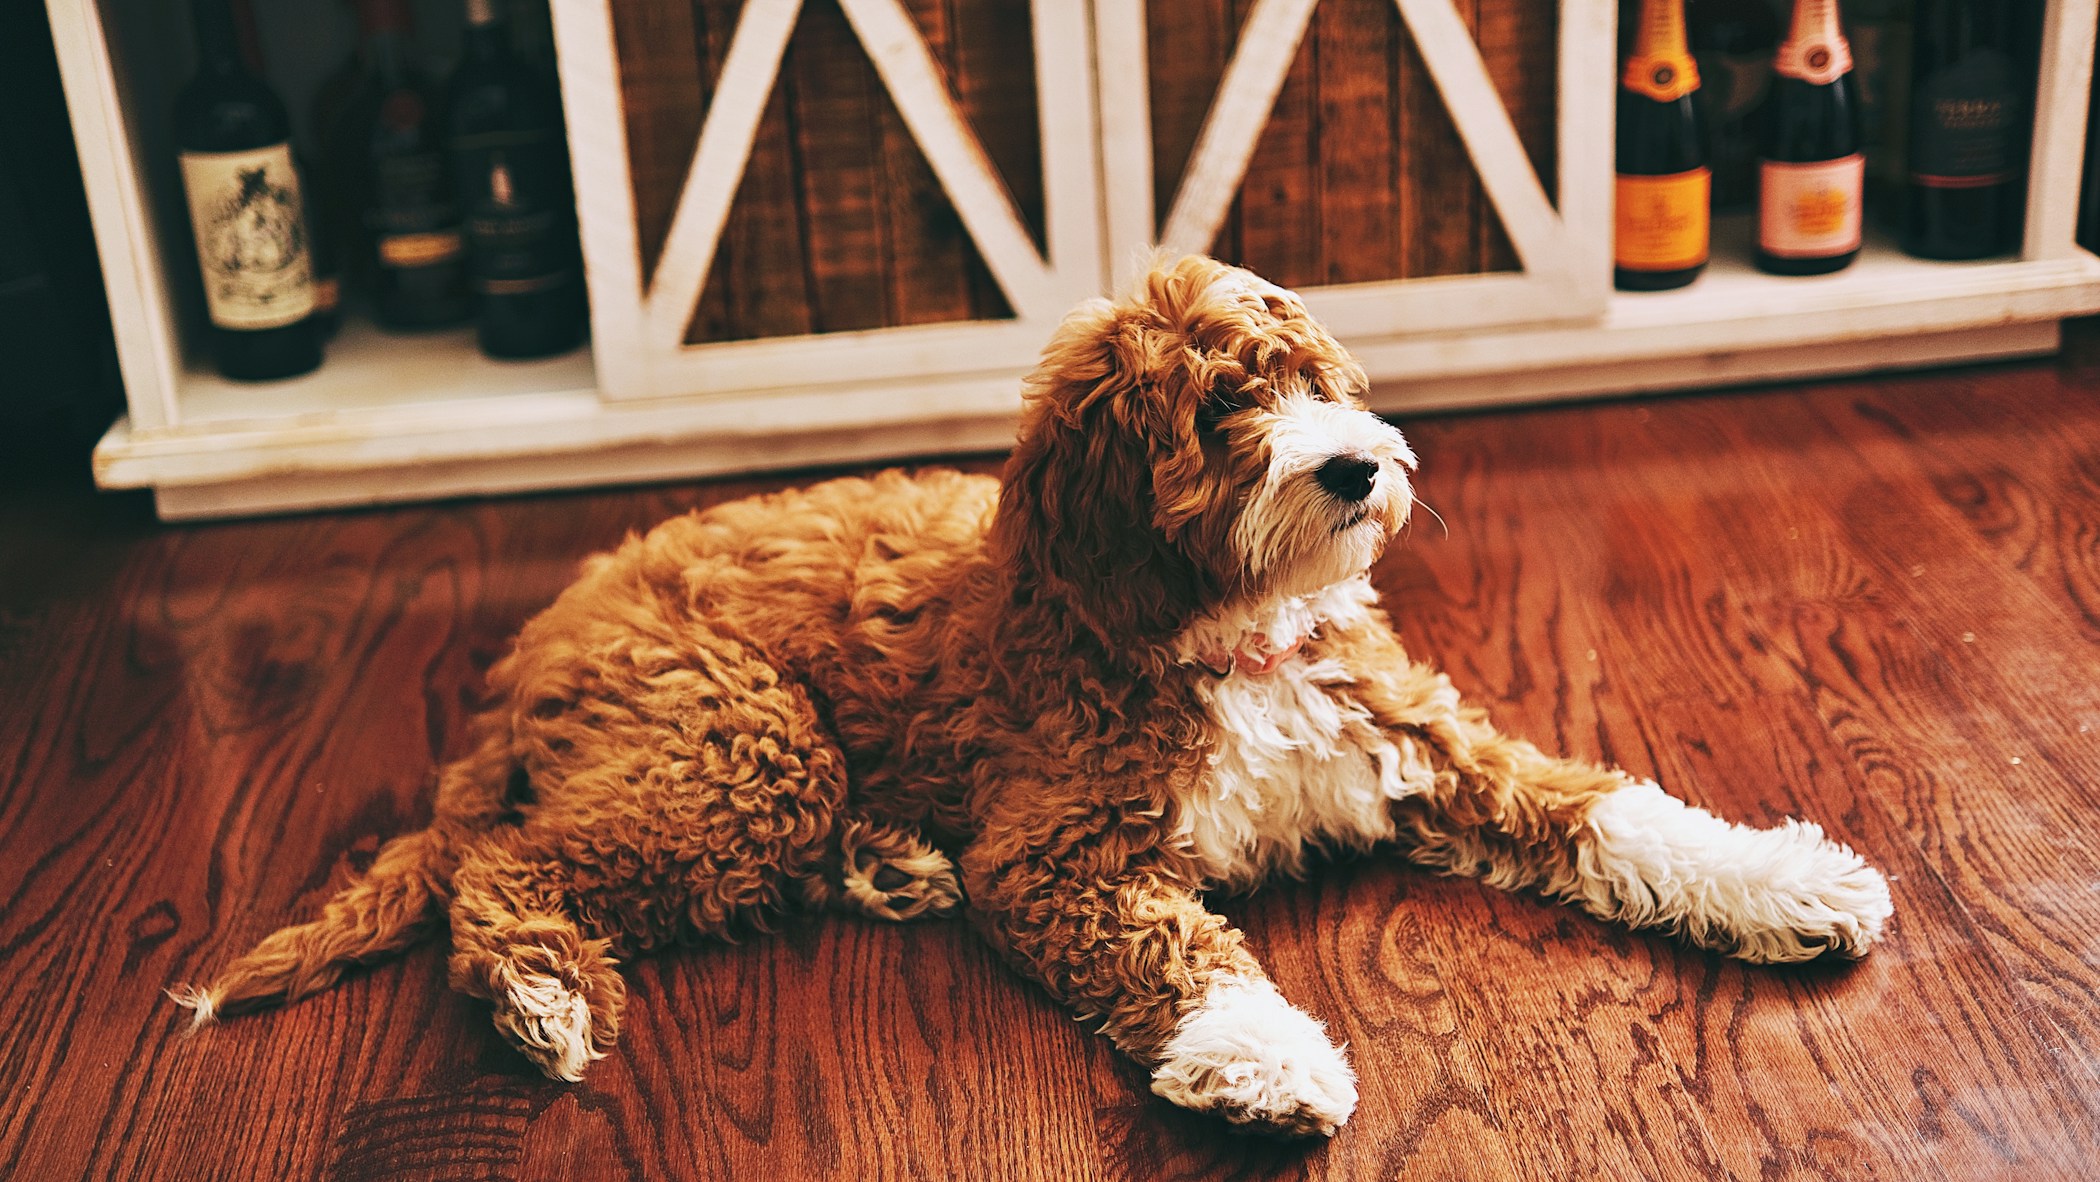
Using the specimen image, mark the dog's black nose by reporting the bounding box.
[1315,454,1378,502]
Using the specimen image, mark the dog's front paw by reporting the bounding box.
[1149,975,1358,1137]
[1581,784,1894,965]
[1716,820,1894,963]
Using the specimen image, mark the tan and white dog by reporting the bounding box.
[176,256,1892,1137]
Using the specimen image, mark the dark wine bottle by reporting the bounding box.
[349,0,470,330]
[1903,0,2025,260]
[1616,0,1709,291]
[174,0,321,380]
[448,0,587,359]
[1757,0,1864,275]
[1689,0,1779,213]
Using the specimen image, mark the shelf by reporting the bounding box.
[166,318,598,437]
[1354,222,2100,411]
[92,311,1030,518]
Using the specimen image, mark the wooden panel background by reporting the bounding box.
[1146,0,1559,288]
[608,0,1040,344]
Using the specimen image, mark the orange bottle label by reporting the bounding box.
[1616,168,1711,271]
[1758,155,1864,258]
[1623,54,1700,102]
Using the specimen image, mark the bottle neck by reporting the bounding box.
[462,0,511,62]
[1622,0,1698,102]
[191,0,245,76]
[1631,0,1691,61]
[1785,0,1847,49]
[1775,0,1853,84]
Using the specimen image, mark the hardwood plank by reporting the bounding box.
[1231,0,1320,288]
[1312,0,1402,287]
[946,0,1037,319]
[689,0,816,344]
[1396,0,1485,277]
[1148,0,1241,260]
[879,0,977,328]
[608,0,708,285]
[785,0,891,334]
[1471,0,1556,272]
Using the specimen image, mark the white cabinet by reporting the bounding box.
[51,0,2100,521]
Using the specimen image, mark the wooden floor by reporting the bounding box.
[5,358,2100,1181]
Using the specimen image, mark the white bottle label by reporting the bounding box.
[1759,154,1865,258]
[179,144,315,329]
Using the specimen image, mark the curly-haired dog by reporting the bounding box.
[175,255,1892,1136]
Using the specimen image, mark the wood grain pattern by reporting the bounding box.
[8,359,2100,1179]
[1142,0,1555,289]
[613,0,1030,344]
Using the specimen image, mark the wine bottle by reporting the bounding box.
[1903,0,2025,260]
[448,0,587,359]
[1615,0,1709,291]
[1690,0,1779,213]
[174,0,321,380]
[1757,0,1864,275]
[348,0,470,330]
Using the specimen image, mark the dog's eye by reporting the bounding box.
[1198,383,1246,433]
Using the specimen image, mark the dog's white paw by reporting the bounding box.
[1581,782,1894,963]
[1149,974,1358,1137]
[1713,820,1893,963]
[492,963,604,1082]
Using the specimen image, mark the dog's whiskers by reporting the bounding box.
[1411,496,1450,539]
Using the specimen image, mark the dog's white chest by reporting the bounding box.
[1180,658,1433,889]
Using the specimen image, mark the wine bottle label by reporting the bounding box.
[1616,168,1711,271]
[371,149,463,272]
[1758,154,1864,258]
[1910,49,2020,188]
[178,144,316,330]
[379,230,465,267]
[455,130,576,297]
[1774,1,1852,85]
[1623,0,1699,101]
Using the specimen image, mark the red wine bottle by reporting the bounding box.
[1757,0,1864,275]
[1615,0,1710,291]
[174,0,321,380]
[1903,0,2025,260]
[448,0,587,359]
[345,0,470,330]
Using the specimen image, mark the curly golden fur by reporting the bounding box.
[177,256,1893,1136]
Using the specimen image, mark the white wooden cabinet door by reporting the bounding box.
[551,0,1105,404]
[1094,0,1614,341]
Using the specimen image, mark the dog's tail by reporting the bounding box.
[169,824,456,1030]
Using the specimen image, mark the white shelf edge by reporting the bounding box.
[92,245,2100,515]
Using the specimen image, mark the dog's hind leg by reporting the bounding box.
[445,836,627,1083]
[832,812,962,922]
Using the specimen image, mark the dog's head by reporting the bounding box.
[992,255,1416,651]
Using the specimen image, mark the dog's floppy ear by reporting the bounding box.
[991,296,1209,651]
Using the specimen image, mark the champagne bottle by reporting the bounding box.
[448,0,587,359]
[346,0,470,329]
[1615,0,1709,291]
[1757,0,1864,275]
[1690,0,1780,213]
[1903,0,2025,260]
[174,0,321,380]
